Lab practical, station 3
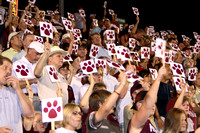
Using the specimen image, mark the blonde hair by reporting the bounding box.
[63,103,79,127]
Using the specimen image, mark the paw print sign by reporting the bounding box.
[61,17,73,32]
[132,7,139,16]
[155,38,166,58]
[165,52,170,64]
[149,68,158,80]
[108,9,115,15]
[63,52,73,62]
[126,71,143,83]
[28,0,36,4]
[6,0,14,2]
[129,38,136,48]
[89,44,99,58]
[141,47,150,59]
[67,12,75,21]
[71,44,78,55]
[35,35,44,44]
[24,29,33,35]
[95,58,107,74]
[45,65,60,82]
[24,19,34,26]
[80,59,97,75]
[73,29,82,38]
[105,30,115,40]
[169,50,177,62]
[106,60,126,71]
[79,9,86,17]
[169,43,180,51]
[188,68,197,81]
[132,52,140,62]
[42,97,63,123]
[106,43,116,55]
[151,42,156,52]
[72,32,80,42]
[39,22,53,39]
[173,77,186,91]
[121,47,132,61]
[13,63,32,79]
[170,62,185,78]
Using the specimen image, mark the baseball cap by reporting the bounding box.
[62,33,70,40]
[49,46,67,57]
[7,32,20,48]
[28,41,44,53]
[131,91,147,110]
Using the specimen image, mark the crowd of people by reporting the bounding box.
[1,1,200,133]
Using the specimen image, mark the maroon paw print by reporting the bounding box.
[15,65,29,76]
[142,48,150,57]
[72,45,78,55]
[64,54,71,60]
[41,23,52,36]
[175,78,181,87]
[165,53,170,62]
[96,60,106,69]
[172,64,184,75]
[107,31,114,39]
[108,44,116,54]
[43,100,61,119]
[134,53,139,60]
[189,69,197,79]
[171,43,178,49]
[82,61,95,72]
[64,21,72,30]
[91,46,99,57]
[121,48,130,59]
[49,67,58,80]
[127,73,139,79]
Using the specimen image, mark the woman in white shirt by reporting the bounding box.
[55,103,82,133]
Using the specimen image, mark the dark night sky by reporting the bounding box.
[2,0,200,42]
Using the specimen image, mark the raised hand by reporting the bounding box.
[6,76,20,91]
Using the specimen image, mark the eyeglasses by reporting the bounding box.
[72,111,83,116]
[35,120,43,123]
[93,73,103,76]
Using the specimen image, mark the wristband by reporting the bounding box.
[114,90,120,96]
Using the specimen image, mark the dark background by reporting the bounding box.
[2,0,199,42]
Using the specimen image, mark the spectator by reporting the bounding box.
[34,43,69,105]
[55,103,82,133]
[0,55,34,133]
[163,108,187,133]
[2,32,22,60]
[12,41,44,111]
[85,72,127,133]
[12,33,36,62]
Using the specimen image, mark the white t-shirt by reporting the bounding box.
[55,127,77,133]
[12,56,38,94]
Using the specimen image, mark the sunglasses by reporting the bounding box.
[72,111,83,116]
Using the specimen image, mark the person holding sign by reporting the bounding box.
[0,55,34,133]
[12,41,44,111]
[34,42,69,105]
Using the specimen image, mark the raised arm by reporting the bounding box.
[5,3,13,28]
[94,72,127,123]
[174,82,187,108]
[80,74,95,113]
[34,41,50,78]
[130,15,139,36]
[67,32,74,56]
[130,65,166,130]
